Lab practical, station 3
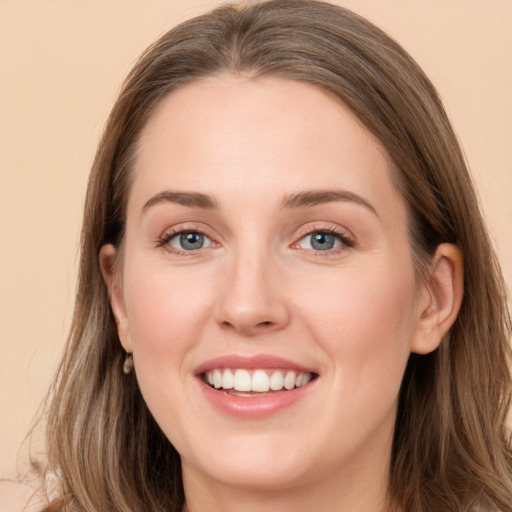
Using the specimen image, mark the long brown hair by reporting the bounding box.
[40,1,512,510]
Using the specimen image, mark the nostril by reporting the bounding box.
[220,319,275,335]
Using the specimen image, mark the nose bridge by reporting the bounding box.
[215,237,289,335]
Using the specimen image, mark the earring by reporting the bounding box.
[123,353,134,374]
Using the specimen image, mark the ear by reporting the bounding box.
[410,243,464,355]
[99,244,132,353]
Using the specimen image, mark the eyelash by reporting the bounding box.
[155,226,355,257]
[155,228,213,257]
[292,227,355,254]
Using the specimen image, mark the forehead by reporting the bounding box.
[130,75,402,219]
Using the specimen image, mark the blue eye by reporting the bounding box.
[166,231,212,251]
[178,232,204,250]
[309,232,336,250]
[297,230,351,252]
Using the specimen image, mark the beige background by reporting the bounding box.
[1,0,511,483]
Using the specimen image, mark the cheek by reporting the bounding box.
[120,259,217,437]
[298,260,418,381]
[289,262,418,459]
[122,258,214,373]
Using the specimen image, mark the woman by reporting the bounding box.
[34,0,512,510]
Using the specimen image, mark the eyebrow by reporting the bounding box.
[140,188,378,217]
[281,189,379,217]
[141,191,218,214]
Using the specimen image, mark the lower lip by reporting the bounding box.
[198,378,316,418]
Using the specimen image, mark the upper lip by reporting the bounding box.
[194,354,317,376]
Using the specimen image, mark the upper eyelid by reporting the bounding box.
[292,222,354,240]
[154,221,355,247]
[159,222,215,238]
[295,231,353,246]
[155,224,214,247]
[169,231,213,248]
[291,223,357,251]
[156,229,217,255]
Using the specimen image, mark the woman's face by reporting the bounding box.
[104,76,435,493]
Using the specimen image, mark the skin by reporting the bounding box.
[100,76,463,512]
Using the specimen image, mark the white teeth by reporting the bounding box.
[269,370,284,390]
[213,369,222,389]
[233,369,252,392]
[222,369,234,389]
[284,371,296,390]
[296,372,312,387]
[251,370,270,392]
[204,368,314,393]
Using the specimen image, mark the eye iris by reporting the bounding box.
[310,232,335,250]
[180,232,204,250]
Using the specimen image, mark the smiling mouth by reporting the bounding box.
[203,368,316,394]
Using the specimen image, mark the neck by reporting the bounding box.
[183,480,391,512]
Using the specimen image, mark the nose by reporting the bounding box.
[214,251,290,337]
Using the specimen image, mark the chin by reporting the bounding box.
[180,430,317,491]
